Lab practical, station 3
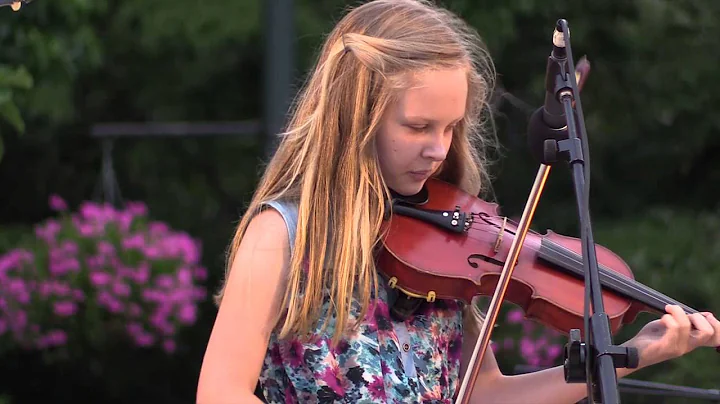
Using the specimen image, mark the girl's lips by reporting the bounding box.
[408,170,432,181]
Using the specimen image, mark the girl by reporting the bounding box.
[197,1,720,403]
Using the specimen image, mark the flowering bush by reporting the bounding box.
[0,195,207,359]
[492,307,565,369]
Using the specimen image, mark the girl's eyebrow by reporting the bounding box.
[402,115,464,124]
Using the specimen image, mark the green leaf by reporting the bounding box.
[0,102,25,134]
[0,88,11,105]
[0,65,33,90]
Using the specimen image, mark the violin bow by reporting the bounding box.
[454,56,591,404]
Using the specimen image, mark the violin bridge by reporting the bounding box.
[493,217,507,253]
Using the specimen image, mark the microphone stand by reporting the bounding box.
[541,19,638,403]
[455,34,595,404]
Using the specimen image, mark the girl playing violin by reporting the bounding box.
[197,0,720,402]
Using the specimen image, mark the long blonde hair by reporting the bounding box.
[215,0,497,345]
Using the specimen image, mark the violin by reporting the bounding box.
[377,177,703,337]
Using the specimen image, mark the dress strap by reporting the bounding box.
[263,200,299,256]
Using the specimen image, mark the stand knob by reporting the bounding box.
[564,328,587,383]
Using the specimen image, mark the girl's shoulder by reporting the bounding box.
[261,199,299,253]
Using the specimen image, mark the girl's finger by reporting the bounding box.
[687,313,714,343]
[665,305,691,331]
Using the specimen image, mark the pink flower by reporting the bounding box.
[134,332,154,347]
[39,281,54,297]
[122,234,145,250]
[98,290,123,313]
[85,255,105,270]
[128,304,142,317]
[0,197,208,357]
[507,308,524,324]
[97,241,115,256]
[319,364,346,396]
[8,279,30,304]
[112,281,131,297]
[126,202,148,217]
[49,195,67,211]
[162,339,176,353]
[150,313,175,335]
[177,268,193,285]
[34,220,61,243]
[177,304,197,325]
[367,376,386,400]
[126,322,143,335]
[520,336,535,358]
[60,240,78,254]
[134,263,150,284]
[546,344,562,360]
[49,257,80,276]
[144,246,161,258]
[193,267,207,280]
[12,310,28,330]
[191,286,207,300]
[116,212,134,232]
[79,202,114,223]
[156,274,174,289]
[78,223,100,237]
[90,271,112,286]
[72,289,85,301]
[53,281,71,296]
[43,330,68,347]
[142,288,164,302]
[53,301,77,316]
[522,320,535,334]
[148,222,168,235]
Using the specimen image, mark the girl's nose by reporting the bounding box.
[421,131,451,161]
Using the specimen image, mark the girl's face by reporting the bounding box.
[376,67,467,196]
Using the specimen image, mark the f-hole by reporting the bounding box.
[467,253,505,268]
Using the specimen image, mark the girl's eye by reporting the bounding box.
[409,125,428,132]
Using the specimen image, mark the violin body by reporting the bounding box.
[378,178,693,336]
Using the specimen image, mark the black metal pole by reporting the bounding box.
[263,0,295,159]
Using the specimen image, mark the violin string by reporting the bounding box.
[466,213,692,312]
[542,238,693,312]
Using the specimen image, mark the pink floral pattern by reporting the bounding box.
[258,281,465,403]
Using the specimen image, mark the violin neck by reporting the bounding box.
[538,238,697,315]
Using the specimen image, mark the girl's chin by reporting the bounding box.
[390,181,425,197]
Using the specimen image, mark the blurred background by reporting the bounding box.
[0,0,718,403]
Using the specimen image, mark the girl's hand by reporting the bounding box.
[625,305,720,369]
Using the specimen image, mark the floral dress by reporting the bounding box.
[257,200,465,403]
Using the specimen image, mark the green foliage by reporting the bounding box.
[97,0,263,120]
[0,0,105,125]
[0,65,33,162]
[437,0,720,229]
[593,208,720,400]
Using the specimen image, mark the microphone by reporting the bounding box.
[0,0,28,11]
[527,21,574,165]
